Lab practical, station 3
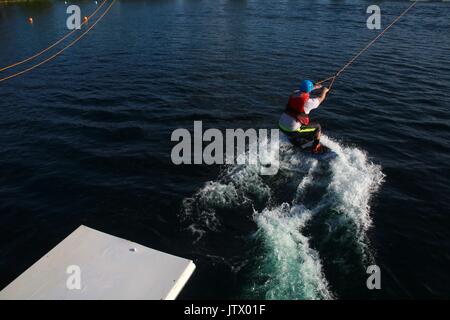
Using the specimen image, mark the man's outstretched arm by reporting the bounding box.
[318,87,330,104]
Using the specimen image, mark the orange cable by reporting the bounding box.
[0,0,116,83]
[0,0,107,73]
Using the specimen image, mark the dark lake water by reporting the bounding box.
[0,0,449,299]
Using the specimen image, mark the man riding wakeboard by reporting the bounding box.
[278,80,330,154]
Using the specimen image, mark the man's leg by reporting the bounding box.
[306,122,321,148]
[280,123,322,150]
[296,123,321,145]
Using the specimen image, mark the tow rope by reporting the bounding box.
[317,1,418,90]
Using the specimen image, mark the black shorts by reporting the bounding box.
[280,122,321,147]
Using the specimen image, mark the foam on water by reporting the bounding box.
[181,134,384,299]
[248,161,333,299]
[321,136,385,240]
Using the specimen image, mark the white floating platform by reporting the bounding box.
[0,225,195,300]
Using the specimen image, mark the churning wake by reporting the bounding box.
[180,135,384,299]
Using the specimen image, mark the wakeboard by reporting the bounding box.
[288,138,337,160]
[280,132,337,160]
[301,144,337,160]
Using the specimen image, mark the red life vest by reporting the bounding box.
[285,91,310,125]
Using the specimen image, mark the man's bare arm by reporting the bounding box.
[318,87,330,104]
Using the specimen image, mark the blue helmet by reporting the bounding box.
[299,80,314,93]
